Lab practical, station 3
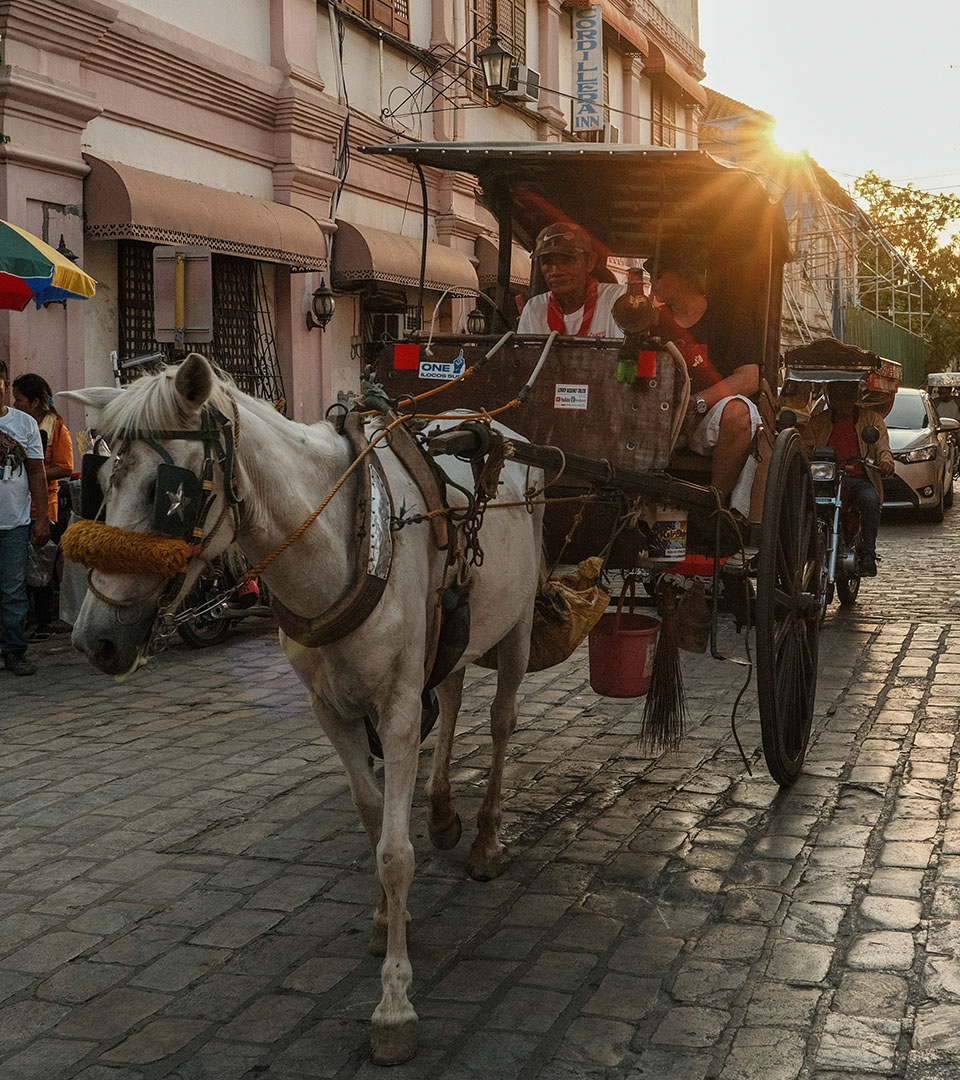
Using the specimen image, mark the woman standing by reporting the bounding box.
[12,373,74,638]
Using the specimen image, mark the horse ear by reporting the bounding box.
[174,353,215,409]
[58,387,123,413]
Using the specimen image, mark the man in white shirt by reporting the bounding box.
[518,223,625,338]
[0,359,50,675]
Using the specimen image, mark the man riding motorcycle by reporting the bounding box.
[801,380,895,576]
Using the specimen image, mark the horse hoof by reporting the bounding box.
[429,813,463,851]
[467,848,503,881]
[371,1016,418,1065]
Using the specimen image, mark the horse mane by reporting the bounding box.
[97,360,281,441]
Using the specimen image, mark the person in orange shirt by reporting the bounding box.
[12,373,74,638]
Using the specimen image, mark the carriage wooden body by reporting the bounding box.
[362,142,823,787]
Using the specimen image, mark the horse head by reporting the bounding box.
[62,353,241,676]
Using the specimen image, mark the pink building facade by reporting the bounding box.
[0,0,704,429]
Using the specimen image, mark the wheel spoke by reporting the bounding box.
[774,610,794,653]
[799,554,818,593]
[778,515,798,584]
[776,536,793,586]
[774,587,800,614]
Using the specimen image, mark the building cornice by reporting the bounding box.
[0,0,118,62]
[0,67,102,128]
[84,19,281,132]
[0,142,92,178]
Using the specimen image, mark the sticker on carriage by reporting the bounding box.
[554,383,589,409]
[418,350,466,381]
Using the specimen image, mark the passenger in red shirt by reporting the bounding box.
[802,380,895,576]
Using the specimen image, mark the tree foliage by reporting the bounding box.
[854,170,960,370]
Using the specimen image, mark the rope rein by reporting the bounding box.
[239,412,409,583]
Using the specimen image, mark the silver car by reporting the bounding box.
[882,387,959,521]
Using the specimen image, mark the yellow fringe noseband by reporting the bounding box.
[61,519,196,578]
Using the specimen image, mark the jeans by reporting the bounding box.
[0,524,30,658]
[846,477,881,558]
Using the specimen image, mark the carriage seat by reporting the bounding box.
[666,448,713,486]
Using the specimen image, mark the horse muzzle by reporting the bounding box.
[71,593,159,677]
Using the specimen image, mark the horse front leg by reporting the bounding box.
[306,693,393,956]
[467,626,527,881]
[370,691,421,1066]
[426,669,464,850]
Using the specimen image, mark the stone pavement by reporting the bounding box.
[2,506,960,1080]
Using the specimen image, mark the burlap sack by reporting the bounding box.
[477,556,611,673]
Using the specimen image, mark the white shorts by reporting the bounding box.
[688,395,762,456]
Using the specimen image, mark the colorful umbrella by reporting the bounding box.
[0,220,96,310]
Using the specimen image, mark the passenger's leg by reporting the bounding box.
[711,398,754,496]
[850,477,881,563]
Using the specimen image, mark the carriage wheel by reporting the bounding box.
[756,429,823,786]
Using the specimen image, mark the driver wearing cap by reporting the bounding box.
[518,223,625,337]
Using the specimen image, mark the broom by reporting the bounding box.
[640,583,686,753]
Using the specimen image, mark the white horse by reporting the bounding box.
[64,353,543,1064]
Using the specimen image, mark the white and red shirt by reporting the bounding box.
[518,281,625,338]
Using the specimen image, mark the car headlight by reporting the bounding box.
[895,445,938,463]
[810,461,836,481]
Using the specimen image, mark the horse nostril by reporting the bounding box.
[94,638,117,664]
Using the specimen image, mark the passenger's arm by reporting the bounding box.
[872,420,896,476]
[699,363,759,410]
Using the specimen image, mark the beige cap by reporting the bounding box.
[533,222,594,259]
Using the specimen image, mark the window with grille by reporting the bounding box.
[340,0,410,40]
[651,83,677,147]
[117,241,286,408]
[467,0,526,70]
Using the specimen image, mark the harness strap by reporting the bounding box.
[384,421,450,550]
[270,411,394,648]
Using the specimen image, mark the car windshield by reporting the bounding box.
[885,393,928,429]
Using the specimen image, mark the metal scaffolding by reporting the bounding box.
[778,156,935,353]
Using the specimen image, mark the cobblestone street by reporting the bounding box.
[4,503,960,1080]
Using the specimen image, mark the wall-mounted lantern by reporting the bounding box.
[306,279,336,331]
[478,35,513,96]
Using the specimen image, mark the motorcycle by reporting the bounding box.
[175,558,274,648]
[810,425,880,616]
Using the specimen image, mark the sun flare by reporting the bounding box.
[772,117,809,156]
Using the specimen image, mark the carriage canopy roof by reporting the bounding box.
[360,143,790,266]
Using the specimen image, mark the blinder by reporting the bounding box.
[77,403,243,548]
[80,453,108,521]
[152,462,204,540]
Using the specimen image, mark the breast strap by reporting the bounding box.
[271,410,394,648]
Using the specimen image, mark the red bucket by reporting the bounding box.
[588,592,660,698]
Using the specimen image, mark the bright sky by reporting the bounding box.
[698,0,960,197]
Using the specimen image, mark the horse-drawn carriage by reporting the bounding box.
[64,143,831,1065]
[364,142,822,789]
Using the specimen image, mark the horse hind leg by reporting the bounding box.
[426,669,464,851]
[467,625,526,881]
